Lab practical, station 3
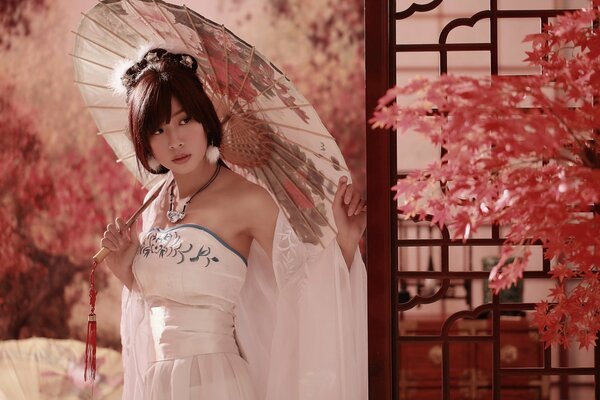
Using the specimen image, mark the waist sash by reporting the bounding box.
[149,305,239,361]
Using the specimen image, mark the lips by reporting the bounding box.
[172,154,191,163]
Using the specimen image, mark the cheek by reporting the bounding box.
[186,122,208,147]
[148,136,167,157]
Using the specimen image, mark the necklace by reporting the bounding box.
[167,163,221,224]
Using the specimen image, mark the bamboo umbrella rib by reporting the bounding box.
[81,12,137,49]
[237,103,311,116]
[269,132,349,172]
[183,5,222,95]
[253,165,326,248]
[152,1,212,86]
[71,31,128,59]
[87,105,128,110]
[268,159,335,234]
[243,116,337,140]
[238,74,288,110]
[127,0,165,41]
[220,123,339,190]
[97,128,126,135]
[69,53,113,70]
[229,46,256,107]
[222,25,230,109]
[74,80,112,90]
[266,136,338,190]
[267,141,336,206]
[98,0,149,42]
[153,0,184,44]
[230,117,348,171]
[116,152,137,163]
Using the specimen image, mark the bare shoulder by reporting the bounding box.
[219,168,278,226]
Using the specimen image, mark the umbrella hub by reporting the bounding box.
[221,114,272,168]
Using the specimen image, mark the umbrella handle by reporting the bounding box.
[92,181,166,264]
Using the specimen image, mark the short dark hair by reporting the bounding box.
[127,49,222,174]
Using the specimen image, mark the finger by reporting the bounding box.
[101,237,118,252]
[107,223,120,237]
[354,200,366,215]
[116,218,129,242]
[344,183,354,205]
[347,193,362,216]
[104,231,120,247]
[333,176,348,207]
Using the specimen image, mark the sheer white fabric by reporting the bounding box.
[120,174,368,399]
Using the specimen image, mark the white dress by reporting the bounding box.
[120,175,368,400]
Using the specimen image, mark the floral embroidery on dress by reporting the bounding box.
[139,228,220,267]
[273,213,307,291]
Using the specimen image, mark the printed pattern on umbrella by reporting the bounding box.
[73,0,352,248]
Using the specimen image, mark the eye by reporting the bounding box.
[152,128,164,135]
[179,117,191,125]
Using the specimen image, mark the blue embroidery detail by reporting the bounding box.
[138,225,247,266]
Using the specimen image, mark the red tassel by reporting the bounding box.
[84,261,98,383]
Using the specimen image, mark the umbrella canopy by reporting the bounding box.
[72,0,352,247]
[0,338,122,400]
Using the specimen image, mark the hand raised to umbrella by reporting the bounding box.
[333,176,366,269]
[100,217,139,289]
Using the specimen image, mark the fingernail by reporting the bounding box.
[340,176,347,183]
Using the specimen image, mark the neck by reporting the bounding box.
[172,161,219,199]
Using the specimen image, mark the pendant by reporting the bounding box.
[167,210,185,223]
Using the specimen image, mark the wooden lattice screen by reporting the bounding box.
[365,1,600,399]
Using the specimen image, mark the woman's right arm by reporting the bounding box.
[100,217,139,290]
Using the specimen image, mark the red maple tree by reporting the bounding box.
[0,83,144,342]
[371,4,600,348]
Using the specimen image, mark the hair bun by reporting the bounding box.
[120,48,198,93]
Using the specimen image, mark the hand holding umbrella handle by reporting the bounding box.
[92,182,165,263]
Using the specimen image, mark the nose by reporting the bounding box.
[168,131,184,150]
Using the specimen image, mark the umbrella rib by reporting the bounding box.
[266,137,338,191]
[152,1,210,82]
[244,117,337,140]
[268,160,336,235]
[267,142,336,206]
[252,165,326,248]
[153,0,185,44]
[222,25,230,109]
[69,53,113,70]
[220,124,339,189]
[183,5,224,96]
[98,1,149,42]
[233,118,348,171]
[230,46,255,107]
[237,103,311,116]
[74,80,112,90]
[117,152,136,163]
[80,12,137,49]
[126,0,165,41]
[97,128,126,135]
[238,74,287,109]
[270,133,349,172]
[87,105,128,110]
[71,31,127,59]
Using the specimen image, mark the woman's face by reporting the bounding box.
[148,96,208,174]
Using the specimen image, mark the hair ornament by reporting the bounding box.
[108,40,198,97]
[181,55,194,69]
